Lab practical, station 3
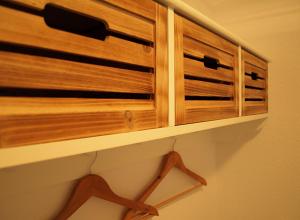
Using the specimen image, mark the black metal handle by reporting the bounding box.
[44,4,108,41]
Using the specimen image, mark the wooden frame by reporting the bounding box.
[0,0,168,148]
[174,14,239,125]
[242,49,268,115]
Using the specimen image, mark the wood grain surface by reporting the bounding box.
[243,49,268,70]
[183,37,234,67]
[175,13,239,124]
[185,79,234,97]
[10,0,154,42]
[184,57,234,82]
[244,75,265,89]
[103,0,156,21]
[0,51,154,94]
[182,17,237,55]
[174,14,186,124]
[154,4,169,127]
[0,1,168,148]
[0,110,157,148]
[0,6,154,68]
[242,49,268,115]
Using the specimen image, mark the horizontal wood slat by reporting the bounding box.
[185,79,234,97]
[184,106,238,124]
[244,63,266,78]
[102,0,156,21]
[184,57,234,82]
[0,51,154,94]
[0,6,154,67]
[243,102,267,115]
[183,37,233,67]
[0,97,154,115]
[182,17,237,55]
[245,88,266,99]
[0,110,157,148]
[244,75,265,89]
[243,50,267,70]
[9,0,154,42]
[185,100,235,109]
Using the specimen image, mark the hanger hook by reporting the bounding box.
[89,151,98,174]
[171,138,177,152]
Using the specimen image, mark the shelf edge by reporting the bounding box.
[0,114,267,169]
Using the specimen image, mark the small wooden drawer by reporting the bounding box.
[0,0,168,147]
[174,14,239,125]
[242,50,268,115]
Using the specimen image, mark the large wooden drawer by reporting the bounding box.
[174,14,239,125]
[242,50,268,115]
[0,0,168,148]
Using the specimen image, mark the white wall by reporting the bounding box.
[184,0,300,219]
[0,1,299,220]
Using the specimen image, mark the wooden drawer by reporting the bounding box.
[242,50,268,115]
[0,0,168,148]
[175,14,239,125]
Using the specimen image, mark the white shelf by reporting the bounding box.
[0,114,267,169]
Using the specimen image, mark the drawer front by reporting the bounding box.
[242,50,268,115]
[0,0,168,148]
[175,14,239,125]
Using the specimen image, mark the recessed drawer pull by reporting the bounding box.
[203,56,232,70]
[245,71,264,80]
[184,54,232,70]
[44,4,108,41]
[249,72,258,80]
[203,56,219,69]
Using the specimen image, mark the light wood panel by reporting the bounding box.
[244,63,266,78]
[185,79,234,97]
[175,13,239,125]
[0,6,154,67]
[185,100,235,109]
[184,57,234,82]
[0,110,157,148]
[182,17,237,55]
[0,1,168,148]
[0,51,154,94]
[183,37,233,67]
[245,88,266,99]
[102,0,156,21]
[244,75,265,89]
[242,49,268,116]
[155,4,169,127]
[174,14,185,124]
[185,106,238,124]
[10,0,154,42]
[0,98,154,115]
[243,102,267,115]
[243,50,268,70]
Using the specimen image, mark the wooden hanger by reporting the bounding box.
[55,174,158,220]
[123,151,207,220]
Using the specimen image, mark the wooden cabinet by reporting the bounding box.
[174,14,239,125]
[0,0,168,148]
[242,50,268,115]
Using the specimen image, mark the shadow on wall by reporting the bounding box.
[211,118,266,170]
[0,131,216,220]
